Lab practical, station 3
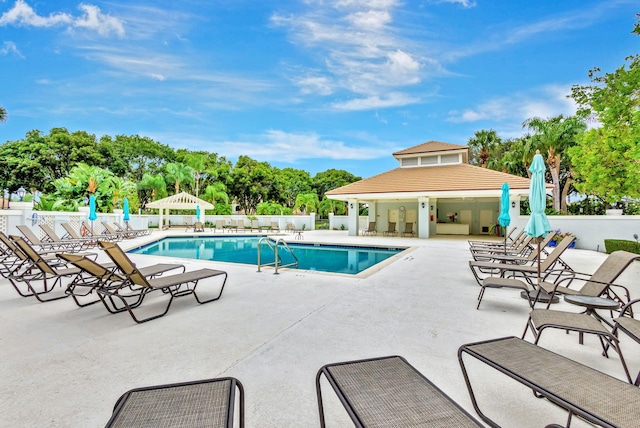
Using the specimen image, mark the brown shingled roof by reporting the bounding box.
[392,141,468,156]
[326,163,533,196]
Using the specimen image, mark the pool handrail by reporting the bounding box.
[257,237,298,274]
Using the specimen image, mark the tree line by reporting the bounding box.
[0,129,360,216]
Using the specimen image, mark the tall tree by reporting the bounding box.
[568,16,640,208]
[293,193,320,214]
[0,106,7,123]
[467,129,501,167]
[522,115,586,212]
[137,173,167,208]
[99,134,175,181]
[227,156,275,213]
[183,152,207,197]
[312,169,361,198]
[164,162,194,194]
[279,168,313,208]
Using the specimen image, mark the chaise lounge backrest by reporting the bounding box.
[578,250,640,296]
[98,241,149,288]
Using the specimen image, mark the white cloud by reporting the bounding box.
[346,10,391,29]
[74,4,125,37]
[436,0,477,8]
[297,76,334,95]
[208,130,391,162]
[0,0,124,37]
[0,40,23,57]
[447,84,578,125]
[332,92,420,110]
[271,0,436,107]
[0,0,71,27]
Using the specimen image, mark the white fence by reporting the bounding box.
[0,205,316,238]
[1,204,638,253]
[330,212,640,252]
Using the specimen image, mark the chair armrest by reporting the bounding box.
[620,297,640,317]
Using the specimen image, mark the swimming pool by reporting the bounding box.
[130,236,406,275]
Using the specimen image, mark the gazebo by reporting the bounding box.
[146,192,214,229]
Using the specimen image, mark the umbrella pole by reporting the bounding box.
[537,240,541,287]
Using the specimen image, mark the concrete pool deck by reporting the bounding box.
[1,230,638,427]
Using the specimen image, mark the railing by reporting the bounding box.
[257,237,299,274]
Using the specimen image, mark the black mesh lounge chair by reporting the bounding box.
[469,235,575,288]
[115,221,151,236]
[520,251,640,383]
[383,222,398,237]
[215,219,226,232]
[110,222,137,238]
[58,253,184,309]
[361,221,376,236]
[537,250,638,309]
[101,222,130,240]
[401,222,415,237]
[105,377,244,428]
[16,225,63,250]
[470,234,538,262]
[0,231,45,278]
[8,235,82,302]
[39,223,95,250]
[610,298,640,385]
[468,227,519,247]
[61,223,86,240]
[458,337,640,427]
[316,355,482,427]
[98,241,228,323]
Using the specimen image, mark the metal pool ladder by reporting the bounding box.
[257,237,299,274]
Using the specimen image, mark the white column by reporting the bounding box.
[418,197,430,239]
[348,199,359,236]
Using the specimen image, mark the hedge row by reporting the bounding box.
[604,239,640,255]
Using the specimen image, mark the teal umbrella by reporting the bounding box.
[525,151,552,289]
[196,204,201,221]
[497,182,511,253]
[525,152,551,239]
[123,198,131,221]
[88,195,98,234]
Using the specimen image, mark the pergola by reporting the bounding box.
[146,192,214,228]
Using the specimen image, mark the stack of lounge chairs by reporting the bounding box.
[2,230,230,324]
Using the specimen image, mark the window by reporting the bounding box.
[440,154,459,164]
[420,156,438,165]
[401,158,418,167]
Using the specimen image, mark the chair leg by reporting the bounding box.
[476,286,486,310]
[192,273,228,304]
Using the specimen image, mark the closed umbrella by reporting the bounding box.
[88,195,98,234]
[196,204,201,222]
[123,198,131,222]
[524,151,553,301]
[497,182,511,252]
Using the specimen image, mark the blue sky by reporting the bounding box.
[0,0,637,178]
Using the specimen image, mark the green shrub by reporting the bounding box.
[603,239,640,254]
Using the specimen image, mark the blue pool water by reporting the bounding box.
[130,236,405,275]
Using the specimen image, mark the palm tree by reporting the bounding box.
[203,182,229,205]
[467,129,501,167]
[138,173,167,207]
[293,193,320,214]
[319,197,346,217]
[523,115,586,212]
[0,106,7,123]
[164,162,194,194]
[185,153,206,197]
